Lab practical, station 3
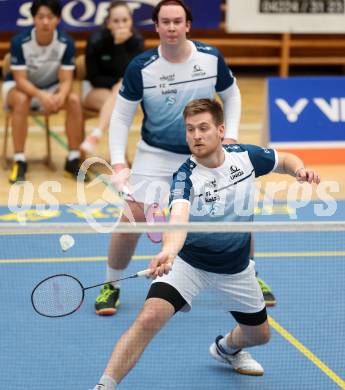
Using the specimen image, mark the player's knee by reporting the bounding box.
[66,92,81,110]
[10,91,30,112]
[137,305,169,334]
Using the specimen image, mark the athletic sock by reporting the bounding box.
[219,332,241,355]
[106,265,122,288]
[67,150,81,161]
[14,153,26,162]
[98,374,117,390]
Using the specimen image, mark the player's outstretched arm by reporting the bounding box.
[149,201,190,278]
[276,152,321,184]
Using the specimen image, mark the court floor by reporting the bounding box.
[0,201,344,390]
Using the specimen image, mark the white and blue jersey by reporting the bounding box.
[170,144,278,274]
[119,41,234,154]
[7,28,75,88]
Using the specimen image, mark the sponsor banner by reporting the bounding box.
[226,0,345,32]
[266,76,345,163]
[0,0,221,32]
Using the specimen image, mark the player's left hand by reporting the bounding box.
[52,92,65,111]
[148,251,174,279]
[295,168,320,184]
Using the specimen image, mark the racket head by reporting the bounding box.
[31,274,84,318]
[146,202,166,243]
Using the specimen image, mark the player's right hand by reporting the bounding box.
[110,164,131,193]
[38,90,59,113]
[149,251,174,279]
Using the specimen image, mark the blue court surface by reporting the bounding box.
[1,201,344,390]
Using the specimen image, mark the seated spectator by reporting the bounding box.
[80,1,144,154]
[2,0,84,183]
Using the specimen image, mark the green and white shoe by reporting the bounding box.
[95,284,120,316]
[256,274,276,307]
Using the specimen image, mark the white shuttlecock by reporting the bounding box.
[59,234,75,252]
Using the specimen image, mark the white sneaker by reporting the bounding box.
[89,374,117,390]
[209,335,264,376]
[90,385,109,390]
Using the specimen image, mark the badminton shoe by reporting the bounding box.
[209,335,264,376]
[9,160,27,183]
[256,273,276,307]
[64,157,90,182]
[95,284,120,316]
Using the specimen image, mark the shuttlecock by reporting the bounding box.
[59,234,75,252]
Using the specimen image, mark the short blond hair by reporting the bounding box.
[183,99,224,126]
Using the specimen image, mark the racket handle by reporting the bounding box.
[136,269,151,277]
[123,185,131,196]
[136,264,173,278]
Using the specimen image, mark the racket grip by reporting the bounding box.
[136,269,151,277]
[123,185,131,196]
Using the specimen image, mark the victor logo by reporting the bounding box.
[275,98,308,122]
[275,97,345,122]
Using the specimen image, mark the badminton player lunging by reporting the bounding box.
[90,98,320,389]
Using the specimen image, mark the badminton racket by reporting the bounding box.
[31,269,151,318]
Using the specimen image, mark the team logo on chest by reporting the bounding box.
[229,165,244,180]
[192,64,206,77]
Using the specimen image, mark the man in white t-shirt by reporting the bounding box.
[90,98,320,390]
[3,0,84,183]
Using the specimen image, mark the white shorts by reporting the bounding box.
[131,140,190,177]
[2,81,59,110]
[128,174,172,207]
[81,80,93,101]
[127,140,190,206]
[151,257,265,314]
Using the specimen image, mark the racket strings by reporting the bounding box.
[32,275,83,317]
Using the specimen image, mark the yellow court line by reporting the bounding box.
[269,316,345,389]
[256,251,345,257]
[0,252,344,264]
[0,255,152,264]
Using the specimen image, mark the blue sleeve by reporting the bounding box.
[169,162,194,205]
[10,35,25,67]
[61,35,75,67]
[242,144,277,177]
[119,59,143,101]
[215,50,234,92]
